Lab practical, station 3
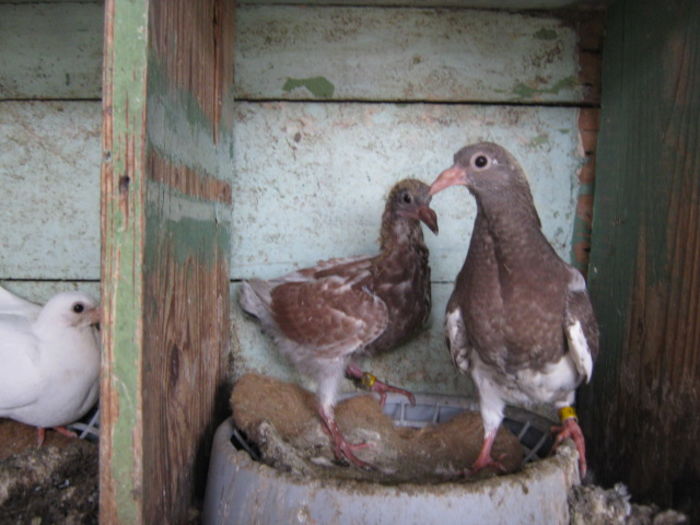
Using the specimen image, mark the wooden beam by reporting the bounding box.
[99,1,234,523]
[580,0,700,520]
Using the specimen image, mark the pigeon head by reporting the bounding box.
[37,292,101,330]
[429,142,529,198]
[385,178,439,234]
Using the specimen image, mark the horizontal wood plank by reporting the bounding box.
[0,101,101,280]
[0,3,593,103]
[232,102,585,282]
[236,5,585,103]
[0,3,103,99]
[0,280,100,304]
[1,101,585,283]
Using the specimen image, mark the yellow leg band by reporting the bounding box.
[558,406,578,422]
[361,372,377,388]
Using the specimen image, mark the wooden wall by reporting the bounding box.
[1,1,601,401]
[579,0,700,520]
[0,1,102,301]
[230,4,602,401]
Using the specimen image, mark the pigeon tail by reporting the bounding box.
[239,279,276,327]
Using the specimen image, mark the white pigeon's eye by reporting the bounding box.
[73,303,85,314]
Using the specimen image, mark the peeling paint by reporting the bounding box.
[528,133,550,148]
[533,28,558,40]
[511,76,577,99]
[282,76,335,98]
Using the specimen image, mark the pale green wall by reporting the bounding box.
[0,2,595,398]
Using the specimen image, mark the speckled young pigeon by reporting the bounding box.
[429,143,598,477]
[0,286,101,445]
[239,179,438,467]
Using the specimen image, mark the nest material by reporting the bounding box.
[230,373,523,483]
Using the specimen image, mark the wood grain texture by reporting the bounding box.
[0,3,103,99]
[579,0,700,520]
[236,5,586,103]
[100,0,234,523]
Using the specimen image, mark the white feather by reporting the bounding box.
[566,319,593,383]
[0,289,100,429]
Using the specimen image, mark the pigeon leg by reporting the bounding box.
[552,415,587,478]
[318,406,372,469]
[345,362,416,407]
[53,425,78,439]
[467,429,507,475]
[36,426,78,446]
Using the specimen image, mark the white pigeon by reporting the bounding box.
[0,285,101,445]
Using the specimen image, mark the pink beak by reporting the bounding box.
[429,165,467,196]
[85,306,101,326]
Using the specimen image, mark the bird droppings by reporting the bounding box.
[569,483,687,525]
[230,373,523,484]
[0,420,97,525]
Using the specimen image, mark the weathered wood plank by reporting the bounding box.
[0,280,100,304]
[241,0,588,6]
[236,5,587,103]
[100,0,234,523]
[0,101,101,280]
[232,102,586,283]
[580,0,700,520]
[0,3,103,99]
[1,101,587,283]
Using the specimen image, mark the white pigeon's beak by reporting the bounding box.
[429,165,467,196]
[82,306,101,327]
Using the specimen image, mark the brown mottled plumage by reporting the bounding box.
[430,143,598,477]
[239,179,437,467]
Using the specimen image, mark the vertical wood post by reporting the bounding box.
[100,1,235,522]
[580,0,700,520]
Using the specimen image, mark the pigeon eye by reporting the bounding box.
[73,303,85,314]
[402,193,412,204]
[474,155,489,168]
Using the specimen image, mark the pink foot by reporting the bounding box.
[319,408,372,469]
[466,430,507,476]
[551,417,587,478]
[36,426,78,446]
[345,364,415,407]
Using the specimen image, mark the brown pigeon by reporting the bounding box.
[429,143,598,477]
[239,179,438,467]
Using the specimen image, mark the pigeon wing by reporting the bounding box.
[270,275,388,359]
[0,285,41,320]
[0,321,42,412]
[564,269,599,383]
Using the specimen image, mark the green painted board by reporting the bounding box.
[99,0,234,523]
[0,4,589,103]
[232,102,586,283]
[1,101,586,283]
[0,280,100,304]
[579,0,700,520]
[0,101,101,280]
[236,5,586,103]
[0,3,103,99]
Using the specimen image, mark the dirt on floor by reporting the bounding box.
[230,373,523,483]
[0,420,98,525]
